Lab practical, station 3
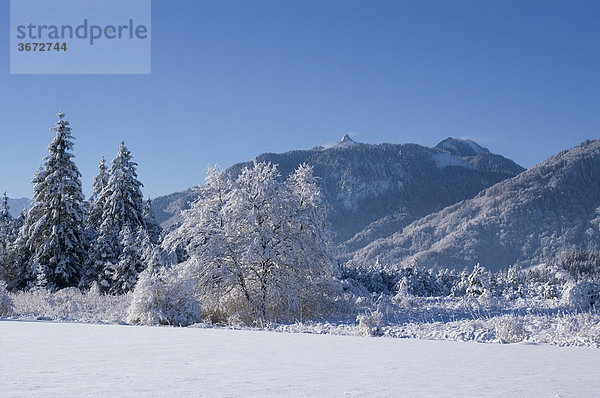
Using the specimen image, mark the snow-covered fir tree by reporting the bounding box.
[0,193,13,229]
[14,112,87,291]
[87,157,108,231]
[80,223,121,290]
[80,157,111,289]
[105,226,147,295]
[143,198,162,244]
[0,193,16,282]
[164,161,341,324]
[466,263,488,297]
[98,142,146,233]
[83,142,149,292]
[503,265,526,299]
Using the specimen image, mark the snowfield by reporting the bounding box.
[1,320,599,397]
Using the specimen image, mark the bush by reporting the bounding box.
[561,281,600,312]
[357,309,384,336]
[0,281,13,316]
[477,290,496,308]
[10,287,130,322]
[127,266,202,327]
[494,315,526,344]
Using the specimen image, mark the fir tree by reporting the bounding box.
[0,193,16,282]
[0,192,12,227]
[143,198,162,244]
[99,141,146,233]
[80,224,121,291]
[86,142,147,292]
[466,263,488,297]
[15,112,87,291]
[88,157,108,230]
[80,157,111,289]
[107,226,147,294]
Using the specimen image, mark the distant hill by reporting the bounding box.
[348,139,600,272]
[152,136,524,257]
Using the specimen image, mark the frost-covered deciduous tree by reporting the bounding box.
[15,112,87,291]
[164,161,341,324]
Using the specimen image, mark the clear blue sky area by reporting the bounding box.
[1,0,599,198]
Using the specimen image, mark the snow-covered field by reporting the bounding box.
[1,320,599,397]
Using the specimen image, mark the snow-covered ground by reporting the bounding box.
[1,320,599,397]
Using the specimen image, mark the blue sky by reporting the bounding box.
[1,0,598,199]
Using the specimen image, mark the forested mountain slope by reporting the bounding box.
[348,139,600,272]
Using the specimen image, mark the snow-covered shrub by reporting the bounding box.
[525,264,573,300]
[494,315,526,344]
[357,309,384,336]
[552,312,600,347]
[499,265,526,300]
[0,281,13,316]
[393,282,419,308]
[451,269,470,297]
[477,289,496,308]
[52,287,83,318]
[344,266,398,295]
[395,265,434,297]
[10,287,130,322]
[127,266,202,327]
[88,280,102,296]
[341,277,370,299]
[561,281,600,312]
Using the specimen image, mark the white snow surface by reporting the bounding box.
[1,320,599,397]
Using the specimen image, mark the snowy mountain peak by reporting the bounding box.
[335,134,358,148]
[436,137,489,157]
[341,134,354,143]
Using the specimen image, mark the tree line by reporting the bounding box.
[0,112,162,293]
[0,112,341,325]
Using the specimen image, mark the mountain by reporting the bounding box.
[152,136,524,256]
[348,139,600,272]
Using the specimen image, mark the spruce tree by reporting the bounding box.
[99,142,146,233]
[106,226,147,294]
[90,142,147,292]
[80,157,111,289]
[143,198,162,244]
[16,112,86,291]
[88,157,108,230]
[0,193,12,227]
[0,193,15,282]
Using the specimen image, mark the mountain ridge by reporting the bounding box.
[152,136,524,257]
[348,139,600,272]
